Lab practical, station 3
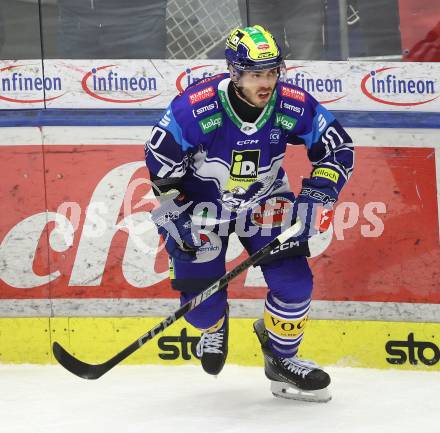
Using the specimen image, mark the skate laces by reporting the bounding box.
[196,331,225,357]
[281,357,319,379]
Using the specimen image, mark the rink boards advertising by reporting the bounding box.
[0,60,439,371]
[1,59,440,111]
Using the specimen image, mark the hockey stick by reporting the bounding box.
[52,220,302,380]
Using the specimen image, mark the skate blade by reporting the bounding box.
[270,381,332,403]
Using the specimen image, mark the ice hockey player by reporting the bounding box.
[145,25,354,402]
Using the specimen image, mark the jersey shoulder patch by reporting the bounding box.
[276,82,321,133]
[179,73,226,107]
[279,83,307,103]
[172,74,226,136]
[273,83,308,131]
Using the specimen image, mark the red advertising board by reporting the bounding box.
[0,144,439,303]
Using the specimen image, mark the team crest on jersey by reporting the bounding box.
[269,128,281,145]
[188,86,215,104]
[281,86,305,102]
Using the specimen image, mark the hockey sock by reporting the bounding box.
[263,292,310,358]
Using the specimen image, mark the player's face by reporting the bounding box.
[239,68,278,108]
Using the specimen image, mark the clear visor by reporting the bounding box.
[230,61,286,86]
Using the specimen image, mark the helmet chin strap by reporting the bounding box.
[228,63,257,107]
[232,81,257,107]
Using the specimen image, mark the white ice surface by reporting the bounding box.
[0,364,439,433]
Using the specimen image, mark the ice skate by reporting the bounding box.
[253,319,331,403]
[196,313,228,375]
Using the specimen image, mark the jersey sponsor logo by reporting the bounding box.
[224,150,260,198]
[264,312,308,339]
[251,196,293,228]
[312,167,340,183]
[230,150,259,178]
[236,139,259,146]
[198,112,223,134]
[275,112,297,131]
[281,100,304,115]
[193,231,222,263]
[281,85,305,102]
[386,333,440,366]
[192,101,218,118]
[361,67,438,107]
[188,86,215,104]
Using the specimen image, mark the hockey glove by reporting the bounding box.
[293,177,337,243]
[151,195,202,262]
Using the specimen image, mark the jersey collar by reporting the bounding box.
[217,78,277,136]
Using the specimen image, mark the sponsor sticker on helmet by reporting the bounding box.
[226,29,245,50]
[257,42,270,50]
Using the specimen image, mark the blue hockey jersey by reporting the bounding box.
[145,73,354,217]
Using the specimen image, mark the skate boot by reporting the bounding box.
[196,313,228,375]
[253,319,331,402]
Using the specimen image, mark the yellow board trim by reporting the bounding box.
[0,318,439,371]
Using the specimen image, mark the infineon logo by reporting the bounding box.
[81,65,161,103]
[0,65,64,103]
[361,67,439,106]
[285,65,346,104]
[198,112,223,134]
[175,65,222,93]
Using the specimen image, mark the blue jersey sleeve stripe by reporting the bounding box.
[165,107,194,152]
[298,105,335,149]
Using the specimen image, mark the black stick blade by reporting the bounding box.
[52,342,106,380]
